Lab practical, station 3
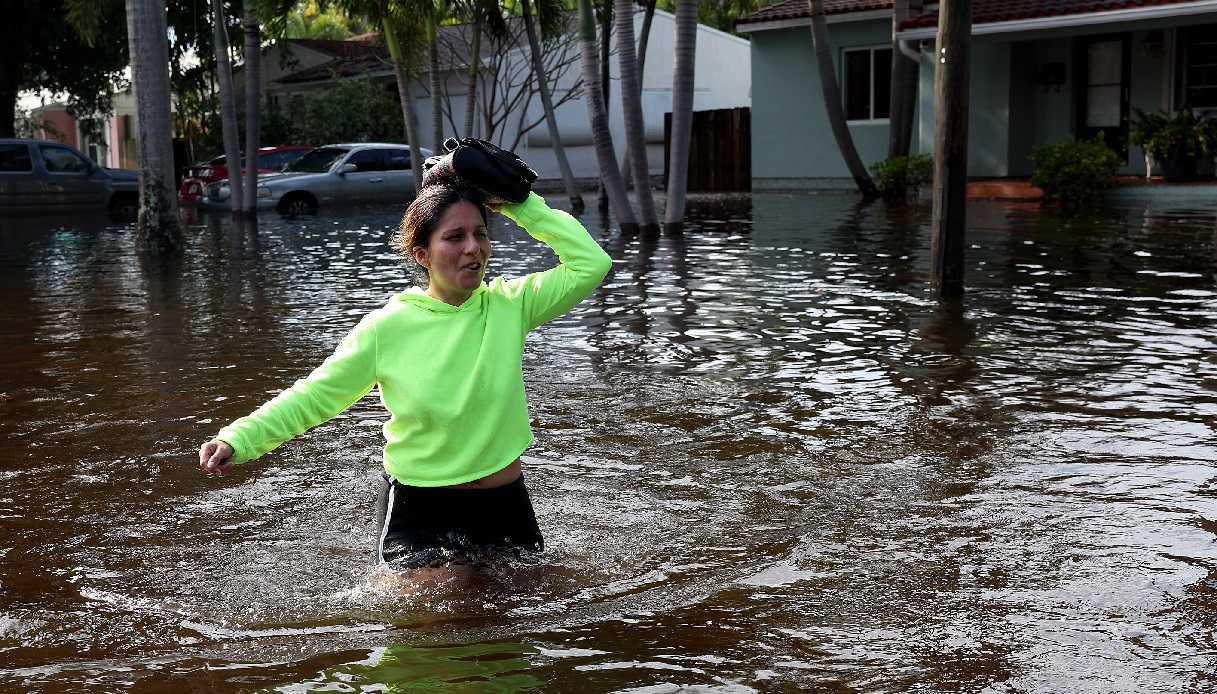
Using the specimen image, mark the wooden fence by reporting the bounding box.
[663,107,751,192]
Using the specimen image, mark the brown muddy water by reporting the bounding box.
[0,193,1215,693]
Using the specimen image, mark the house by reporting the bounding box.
[736,0,1217,188]
[251,11,752,182]
[29,91,140,170]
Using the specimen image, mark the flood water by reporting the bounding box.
[1,193,1215,693]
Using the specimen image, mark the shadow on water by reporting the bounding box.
[1,196,1216,692]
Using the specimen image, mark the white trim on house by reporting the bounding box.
[896,0,1217,39]
[736,10,895,34]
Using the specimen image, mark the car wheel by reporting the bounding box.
[109,194,138,222]
[278,193,318,216]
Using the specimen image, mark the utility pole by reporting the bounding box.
[929,0,970,298]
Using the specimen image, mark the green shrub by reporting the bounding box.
[1029,136,1121,206]
[870,154,933,200]
[1131,108,1217,161]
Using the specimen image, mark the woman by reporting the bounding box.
[198,169,612,573]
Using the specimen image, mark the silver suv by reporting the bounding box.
[0,139,139,217]
[201,142,432,214]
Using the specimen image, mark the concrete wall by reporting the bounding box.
[750,18,896,188]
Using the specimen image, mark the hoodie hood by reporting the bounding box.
[399,284,487,313]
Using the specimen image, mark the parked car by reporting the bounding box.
[178,145,312,205]
[0,139,138,218]
[200,143,432,214]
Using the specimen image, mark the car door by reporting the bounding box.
[38,143,107,208]
[380,149,415,202]
[0,143,43,211]
[340,149,388,201]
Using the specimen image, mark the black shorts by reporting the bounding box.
[374,473,544,570]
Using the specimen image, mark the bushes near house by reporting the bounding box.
[870,154,933,201]
[1029,136,1121,206]
[1130,108,1217,180]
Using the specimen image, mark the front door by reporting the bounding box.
[1077,34,1131,161]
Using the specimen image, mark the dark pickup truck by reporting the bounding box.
[0,139,139,218]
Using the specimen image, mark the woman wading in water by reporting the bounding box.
[198,141,612,579]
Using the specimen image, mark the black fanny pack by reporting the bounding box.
[422,137,538,204]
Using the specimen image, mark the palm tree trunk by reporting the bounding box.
[521,0,585,212]
[211,0,244,214]
[383,17,424,193]
[664,0,697,229]
[887,0,918,157]
[124,0,180,249]
[463,18,481,138]
[578,0,636,232]
[597,0,612,212]
[615,0,656,229]
[243,6,261,215]
[808,0,879,197]
[429,20,444,150]
[620,0,657,191]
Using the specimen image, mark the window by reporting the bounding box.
[347,149,385,172]
[0,144,33,172]
[843,47,893,122]
[39,145,91,173]
[1180,25,1217,109]
[384,151,411,171]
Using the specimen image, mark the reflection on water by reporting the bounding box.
[0,195,1215,692]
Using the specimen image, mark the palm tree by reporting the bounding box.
[427,10,445,150]
[619,0,657,191]
[663,0,697,230]
[807,0,879,197]
[243,5,262,214]
[124,0,181,248]
[211,0,245,213]
[887,0,919,157]
[577,0,636,232]
[520,0,584,211]
[614,0,657,230]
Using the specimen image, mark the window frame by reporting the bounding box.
[0,143,34,173]
[1178,24,1217,112]
[841,44,894,124]
[38,144,93,175]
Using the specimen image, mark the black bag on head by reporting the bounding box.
[422,137,538,203]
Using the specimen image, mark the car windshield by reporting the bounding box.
[284,147,349,173]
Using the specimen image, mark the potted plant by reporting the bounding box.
[1131,108,1217,181]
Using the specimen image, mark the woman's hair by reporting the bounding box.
[394,183,489,267]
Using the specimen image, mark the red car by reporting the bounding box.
[178,145,311,205]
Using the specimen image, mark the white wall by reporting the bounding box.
[518,9,752,181]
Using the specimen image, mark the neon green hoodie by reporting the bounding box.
[216,192,612,486]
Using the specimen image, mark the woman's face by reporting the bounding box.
[413,200,491,306]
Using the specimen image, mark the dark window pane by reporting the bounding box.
[0,144,32,172]
[874,48,892,119]
[40,145,90,173]
[384,152,411,171]
[347,149,385,172]
[845,50,872,121]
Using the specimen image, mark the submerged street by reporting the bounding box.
[0,193,1215,692]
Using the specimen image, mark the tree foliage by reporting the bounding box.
[1,1,129,138]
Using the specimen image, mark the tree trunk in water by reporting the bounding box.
[614,0,656,229]
[384,18,424,193]
[807,0,879,198]
[211,0,244,214]
[620,0,657,191]
[463,18,481,139]
[125,0,180,249]
[930,0,970,298]
[0,75,18,138]
[597,1,612,212]
[429,21,444,150]
[577,0,636,232]
[664,0,697,230]
[521,0,584,212]
[243,7,261,215]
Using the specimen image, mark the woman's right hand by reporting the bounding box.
[199,439,235,476]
